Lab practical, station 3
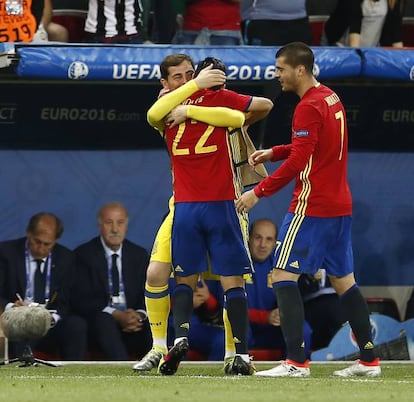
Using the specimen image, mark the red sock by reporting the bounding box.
[286,359,310,368]
[360,358,380,366]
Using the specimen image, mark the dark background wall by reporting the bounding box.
[0,149,412,288]
[0,78,413,290]
[1,79,413,152]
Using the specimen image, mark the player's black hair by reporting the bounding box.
[275,42,314,74]
[195,56,226,90]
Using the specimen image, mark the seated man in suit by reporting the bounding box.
[72,202,152,360]
[0,212,87,360]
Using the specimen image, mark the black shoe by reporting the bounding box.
[158,338,189,376]
[225,355,256,376]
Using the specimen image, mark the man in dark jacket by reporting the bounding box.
[0,212,87,360]
[72,202,152,360]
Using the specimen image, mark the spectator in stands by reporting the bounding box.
[0,212,87,360]
[298,269,347,350]
[84,0,145,43]
[0,0,43,42]
[241,0,313,45]
[322,0,404,47]
[34,0,69,42]
[71,202,152,360]
[172,0,243,45]
[147,0,176,43]
[246,218,312,358]
[306,0,339,15]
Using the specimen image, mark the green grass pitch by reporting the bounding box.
[0,361,413,402]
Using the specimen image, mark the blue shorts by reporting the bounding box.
[273,213,354,277]
[172,201,252,277]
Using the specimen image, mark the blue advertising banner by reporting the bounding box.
[361,48,414,81]
[14,44,362,81]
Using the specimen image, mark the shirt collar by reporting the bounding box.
[100,236,123,259]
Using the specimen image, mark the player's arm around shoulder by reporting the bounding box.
[245,96,274,126]
[186,106,245,128]
[163,105,245,129]
[147,66,226,129]
[147,80,199,129]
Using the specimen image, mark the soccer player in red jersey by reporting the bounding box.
[147,57,273,375]
[236,42,381,377]
[135,54,257,374]
[135,54,250,374]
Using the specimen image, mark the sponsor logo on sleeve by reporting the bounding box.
[294,130,309,138]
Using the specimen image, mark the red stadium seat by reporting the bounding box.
[309,15,329,46]
[186,349,206,361]
[33,350,60,360]
[402,17,414,47]
[186,349,284,361]
[249,349,284,361]
[52,9,87,43]
[365,297,400,321]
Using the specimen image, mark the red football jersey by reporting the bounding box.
[165,88,252,202]
[183,0,241,31]
[254,83,352,217]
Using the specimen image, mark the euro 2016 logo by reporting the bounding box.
[68,61,89,80]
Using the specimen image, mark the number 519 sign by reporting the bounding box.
[0,0,37,43]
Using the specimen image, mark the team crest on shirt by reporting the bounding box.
[294,130,309,138]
